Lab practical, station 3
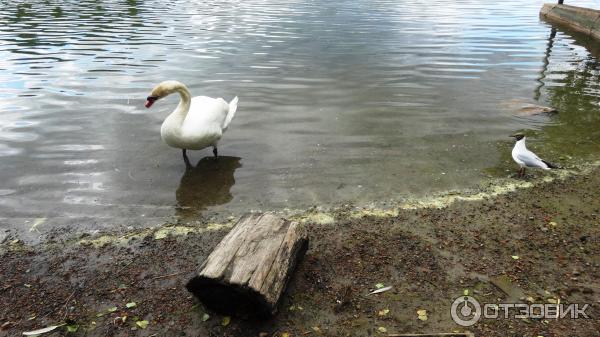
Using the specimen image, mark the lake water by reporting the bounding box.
[1,0,600,236]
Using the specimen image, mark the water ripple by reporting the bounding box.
[1,0,600,231]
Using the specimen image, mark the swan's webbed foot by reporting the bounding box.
[213,146,218,160]
[183,149,192,168]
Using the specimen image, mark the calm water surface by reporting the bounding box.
[1,0,600,235]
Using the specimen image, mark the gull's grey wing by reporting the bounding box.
[516,150,548,168]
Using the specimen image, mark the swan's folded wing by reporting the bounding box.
[222,96,238,131]
[187,96,228,126]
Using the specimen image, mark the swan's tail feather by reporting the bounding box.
[223,96,238,131]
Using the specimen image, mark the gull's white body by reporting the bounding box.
[156,81,238,151]
[511,137,551,170]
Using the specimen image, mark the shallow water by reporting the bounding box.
[1,0,599,234]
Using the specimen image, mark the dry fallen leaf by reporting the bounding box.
[370,286,392,294]
[136,320,149,329]
[417,309,428,321]
[23,325,61,336]
[378,308,390,316]
[66,324,78,333]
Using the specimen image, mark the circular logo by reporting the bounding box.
[451,296,481,327]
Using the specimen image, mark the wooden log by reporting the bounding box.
[186,213,308,317]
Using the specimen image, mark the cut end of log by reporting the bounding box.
[187,213,309,318]
[186,276,274,317]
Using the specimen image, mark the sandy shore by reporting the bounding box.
[1,166,599,337]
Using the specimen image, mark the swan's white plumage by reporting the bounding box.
[222,96,238,131]
[148,81,238,151]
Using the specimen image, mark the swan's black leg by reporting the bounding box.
[213,146,218,160]
[183,149,192,168]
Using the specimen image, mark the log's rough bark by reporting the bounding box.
[186,213,309,317]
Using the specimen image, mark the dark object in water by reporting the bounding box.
[516,104,558,116]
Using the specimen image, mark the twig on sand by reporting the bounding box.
[575,283,600,291]
[423,278,439,288]
[388,333,474,337]
[151,271,186,280]
[61,289,77,320]
[115,260,134,275]
[147,271,187,281]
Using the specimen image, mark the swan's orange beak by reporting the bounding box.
[145,96,158,108]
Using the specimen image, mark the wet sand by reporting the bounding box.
[1,167,599,337]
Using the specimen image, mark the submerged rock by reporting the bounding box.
[515,104,558,116]
[502,99,559,116]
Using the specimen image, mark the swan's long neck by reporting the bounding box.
[169,83,192,124]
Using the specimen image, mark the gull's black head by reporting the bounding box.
[510,133,525,141]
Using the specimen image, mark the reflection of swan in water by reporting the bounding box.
[175,156,241,218]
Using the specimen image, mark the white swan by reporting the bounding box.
[145,80,238,166]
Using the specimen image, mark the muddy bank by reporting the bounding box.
[1,167,599,337]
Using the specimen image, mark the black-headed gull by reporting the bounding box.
[511,133,558,177]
